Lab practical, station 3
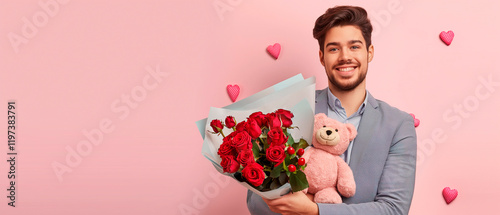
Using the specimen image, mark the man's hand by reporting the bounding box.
[262,191,319,215]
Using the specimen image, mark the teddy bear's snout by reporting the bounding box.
[316,127,340,146]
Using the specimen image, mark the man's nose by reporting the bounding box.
[338,48,352,63]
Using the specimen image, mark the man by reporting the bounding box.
[247,5,417,215]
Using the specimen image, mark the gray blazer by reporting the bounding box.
[247,88,417,215]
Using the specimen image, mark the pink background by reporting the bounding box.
[1,0,500,214]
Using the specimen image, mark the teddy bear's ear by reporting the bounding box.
[345,123,358,141]
[314,113,328,128]
[314,113,328,121]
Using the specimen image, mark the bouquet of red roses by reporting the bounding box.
[197,74,316,199]
[209,109,309,193]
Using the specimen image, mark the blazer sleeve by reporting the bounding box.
[316,114,417,215]
[246,189,282,215]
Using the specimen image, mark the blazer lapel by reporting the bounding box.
[315,88,329,115]
[348,92,381,171]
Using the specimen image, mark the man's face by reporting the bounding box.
[319,25,374,91]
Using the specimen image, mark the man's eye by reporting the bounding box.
[351,46,360,49]
[329,48,338,52]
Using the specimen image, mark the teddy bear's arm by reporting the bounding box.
[336,156,356,198]
[301,146,313,163]
[300,147,315,194]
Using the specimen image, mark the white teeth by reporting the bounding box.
[337,67,355,72]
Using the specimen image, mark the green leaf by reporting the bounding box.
[279,172,288,185]
[270,163,283,178]
[286,133,294,146]
[290,156,298,164]
[264,170,271,177]
[261,177,273,189]
[262,128,269,137]
[270,178,281,190]
[289,170,309,192]
[297,138,309,149]
[292,138,308,151]
[284,154,291,166]
[252,140,260,160]
[255,185,263,190]
[263,141,270,151]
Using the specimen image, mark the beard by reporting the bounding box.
[327,67,367,91]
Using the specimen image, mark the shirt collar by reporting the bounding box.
[327,89,368,116]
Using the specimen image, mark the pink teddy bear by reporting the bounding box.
[302,113,357,204]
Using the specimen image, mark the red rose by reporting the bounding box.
[235,121,247,132]
[221,156,240,173]
[218,139,235,157]
[275,109,294,127]
[246,118,262,139]
[223,131,237,143]
[232,131,252,152]
[237,149,255,167]
[242,162,266,187]
[266,145,286,166]
[225,116,236,128]
[267,127,288,147]
[210,119,223,133]
[266,113,281,128]
[249,111,267,127]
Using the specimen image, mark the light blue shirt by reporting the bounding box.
[326,89,368,165]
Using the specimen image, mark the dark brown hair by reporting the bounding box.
[313,6,373,52]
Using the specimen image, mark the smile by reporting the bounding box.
[320,133,336,141]
[336,67,356,72]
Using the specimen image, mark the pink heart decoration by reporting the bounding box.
[414,118,420,127]
[409,113,420,127]
[439,31,454,46]
[267,43,281,59]
[227,85,240,102]
[442,187,458,204]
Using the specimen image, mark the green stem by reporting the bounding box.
[219,129,226,138]
[282,159,288,171]
[259,137,266,145]
[232,119,238,132]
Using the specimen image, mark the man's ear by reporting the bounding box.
[368,44,374,62]
[319,50,325,66]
